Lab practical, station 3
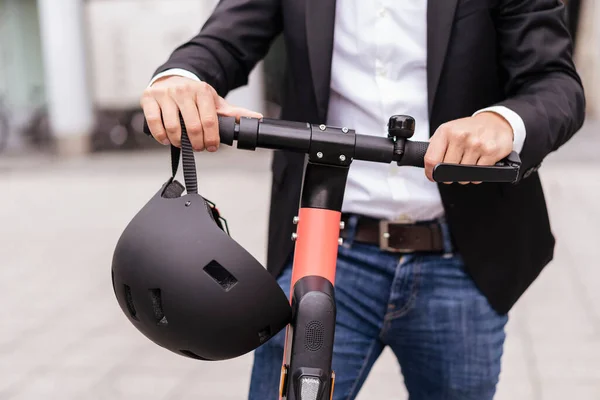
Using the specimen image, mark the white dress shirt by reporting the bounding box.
[152,0,526,222]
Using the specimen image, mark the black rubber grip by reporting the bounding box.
[143,115,237,147]
[218,116,236,145]
[398,141,429,168]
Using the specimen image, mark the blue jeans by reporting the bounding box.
[249,218,508,400]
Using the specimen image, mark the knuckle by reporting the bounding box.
[467,136,482,150]
[204,136,219,147]
[437,123,450,136]
[424,154,437,167]
[168,85,189,98]
[140,91,153,103]
[164,122,179,134]
[148,86,165,98]
[167,86,177,98]
[202,114,218,129]
[452,130,468,141]
[174,85,188,96]
[171,135,181,146]
[197,81,210,93]
[153,132,167,142]
[185,83,198,95]
[192,139,205,151]
[186,122,203,135]
[482,141,497,154]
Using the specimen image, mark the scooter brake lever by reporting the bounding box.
[432,151,521,183]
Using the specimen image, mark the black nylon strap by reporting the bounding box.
[170,145,180,178]
[170,114,198,194]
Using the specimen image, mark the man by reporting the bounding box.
[141,0,585,398]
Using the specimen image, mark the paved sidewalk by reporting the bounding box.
[1,122,599,399]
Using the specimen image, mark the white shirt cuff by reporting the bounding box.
[473,106,526,154]
[149,68,202,87]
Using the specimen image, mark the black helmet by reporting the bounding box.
[111,126,291,361]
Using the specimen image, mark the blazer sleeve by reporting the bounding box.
[493,0,585,177]
[153,0,283,97]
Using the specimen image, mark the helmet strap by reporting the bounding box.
[169,113,198,194]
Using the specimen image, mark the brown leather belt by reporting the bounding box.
[340,214,445,253]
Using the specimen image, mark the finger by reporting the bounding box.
[441,130,468,184]
[424,126,449,182]
[443,138,466,165]
[197,91,218,152]
[458,147,481,185]
[158,97,181,148]
[219,104,264,121]
[175,95,204,151]
[471,154,497,185]
[142,97,169,145]
[230,106,264,121]
[210,83,263,121]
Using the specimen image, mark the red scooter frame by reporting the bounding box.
[279,162,350,400]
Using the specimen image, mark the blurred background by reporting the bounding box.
[0,0,599,399]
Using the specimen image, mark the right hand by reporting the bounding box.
[140,76,263,151]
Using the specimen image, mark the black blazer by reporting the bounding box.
[155,0,585,314]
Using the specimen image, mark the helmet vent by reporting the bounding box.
[305,321,324,352]
[203,260,238,291]
[180,349,209,360]
[149,288,168,326]
[258,326,272,344]
[123,285,138,320]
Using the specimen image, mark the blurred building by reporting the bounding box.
[0,0,265,154]
[0,0,46,152]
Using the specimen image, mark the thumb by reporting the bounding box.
[217,101,263,121]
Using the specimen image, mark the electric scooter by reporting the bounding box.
[160,114,520,400]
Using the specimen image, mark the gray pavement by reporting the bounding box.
[1,121,599,399]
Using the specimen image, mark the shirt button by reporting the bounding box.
[396,214,413,223]
[379,7,387,17]
[375,60,386,77]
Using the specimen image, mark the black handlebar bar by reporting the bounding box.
[143,115,521,183]
[215,115,431,166]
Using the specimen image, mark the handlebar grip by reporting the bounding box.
[218,116,236,146]
[142,115,237,146]
[398,141,429,168]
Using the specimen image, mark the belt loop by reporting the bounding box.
[342,214,359,248]
[438,216,454,257]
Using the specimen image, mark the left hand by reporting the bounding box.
[424,112,514,184]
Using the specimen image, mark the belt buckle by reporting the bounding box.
[379,219,415,253]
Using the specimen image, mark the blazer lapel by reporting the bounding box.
[305,0,337,123]
[305,0,458,124]
[427,0,459,117]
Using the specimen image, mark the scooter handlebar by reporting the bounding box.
[398,140,429,168]
[217,116,237,146]
[143,115,521,183]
